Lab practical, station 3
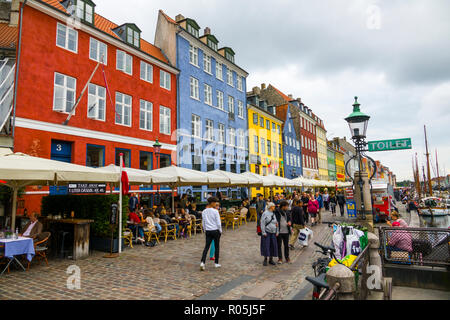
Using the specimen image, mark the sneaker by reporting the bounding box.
[269,260,276,266]
[215,264,221,268]
[277,260,283,265]
[200,262,205,271]
[286,258,291,264]
[210,257,215,261]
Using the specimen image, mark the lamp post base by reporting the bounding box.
[357,211,374,233]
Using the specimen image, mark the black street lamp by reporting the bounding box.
[153,139,162,205]
[345,97,376,230]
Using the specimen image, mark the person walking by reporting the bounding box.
[289,199,305,250]
[260,202,279,266]
[200,197,222,271]
[323,189,330,211]
[275,201,292,264]
[337,191,346,217]
[329,192,337,216]
[316,192,324,224]
[301,192,310,225]
[308,194,320,227]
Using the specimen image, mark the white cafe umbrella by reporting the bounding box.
[206,170,252,188]
[99,164,152,185]
[0,153,119,231]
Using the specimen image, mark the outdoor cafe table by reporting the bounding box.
[0,237,35,276]
[46,219,94,260]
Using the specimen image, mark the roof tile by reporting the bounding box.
[0,23,17,49]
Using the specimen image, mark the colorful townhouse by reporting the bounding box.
[335,147,346,182]
[274,102,302,179]
[11,0,178,213]
[246,89,284,198]
[333,137,358,181]
[256,84,320,180]
[155,11,249,202]
[327,141,337,181]
[316,118,328,181]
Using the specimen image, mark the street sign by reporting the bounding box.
[368,138,412,152]
[68,183,107,194]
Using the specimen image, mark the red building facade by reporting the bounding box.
[13,0,178,213]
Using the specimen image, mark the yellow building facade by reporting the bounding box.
[335,150,345,181]
[316,124,329,181]
[247,104,284,198]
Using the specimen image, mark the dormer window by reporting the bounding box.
[226,51,234,63]
[62,0,95,24]
[185,19,200,38]
[187,24,199,37]
[220,47,235,63]
[112,23,142,49]
[208,39,218,51]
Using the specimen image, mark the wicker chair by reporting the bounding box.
[143,227,160,245]
[225,212,239,230]
[238,208,248,226]
[193,216,203,235]
[27,232,51,271]
[123,228,133,248]
[248,207,258,222]
[159,219,177,243]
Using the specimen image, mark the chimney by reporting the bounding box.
[9,0,20,27]
[252,87,261,95]
[175,14,185,22]
[261,83,266,90]
[297,98,302,104]
[288,94,293,100]
[204,27,211,35]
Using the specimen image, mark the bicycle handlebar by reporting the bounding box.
[314,242,335,253]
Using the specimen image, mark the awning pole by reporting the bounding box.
[118,154,123,254]
[10,187,18,232]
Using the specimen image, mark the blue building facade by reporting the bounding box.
[155,13,249,201]
[279,104,303,179]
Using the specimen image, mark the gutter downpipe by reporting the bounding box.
[11,0,28,152]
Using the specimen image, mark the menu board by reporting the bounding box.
[68,183,107,194]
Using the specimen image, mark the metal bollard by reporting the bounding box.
[326,264,356,300]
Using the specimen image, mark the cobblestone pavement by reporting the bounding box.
[0,210,349,300]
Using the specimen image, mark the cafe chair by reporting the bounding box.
[193,217,203,235]
[239,208,248,226]
[225,212,239,230]
[144,228,160,245]
[123,228,133,248]
[159,220,177,243]
[248,208,258,222]
[27,232,51,271]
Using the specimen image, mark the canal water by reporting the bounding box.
[419,215,450,228]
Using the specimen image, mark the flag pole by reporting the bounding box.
[118,153,123,254]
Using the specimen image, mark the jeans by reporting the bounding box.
[154,223,162,233]
[277,233,290,260]
[339,203,345,216]
[201,230,221,264]
[130,225,144,239]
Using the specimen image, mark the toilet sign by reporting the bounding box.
[368,138,412,152]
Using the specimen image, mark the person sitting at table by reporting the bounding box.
[144,211,162,234]
[179,211,192,239]
[128,210,145,244]
[190,203,202,220]
[20,212,43,242]
[160,209,180,236]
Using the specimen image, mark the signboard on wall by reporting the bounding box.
[368,138,412,152]
[68,183,107,194]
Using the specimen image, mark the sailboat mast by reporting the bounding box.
[436,149,441,190]
[422,166,427,196]
[415,153,421,197]
[424,125,433,196]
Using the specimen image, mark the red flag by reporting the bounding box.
[121,170,129,195]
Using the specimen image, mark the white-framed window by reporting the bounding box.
[205,119,214,141]
[238,129,245,148]
[254,136,259,153]
[286,153,290,166]
[140,61,153,83]
[187,24,199,37]
[227,68,233,86]
[216,61,223,80]
[190,77,199,100]
[229,127,236,146]
[89,38,107,64]
[87,83,106,121]
[237,100,244,118]
[139,100,153,131]
[56,23,78,53]
[217,90,224,110]
[218,123,225,144]
[75,0,94,24]
[189,44,198,66]
[116,50,132,75]
[288,122,292,133]
[237,76,243,91]
[204,84,212,106]
[160,70,171,90]
[228,96,234,114]
[127,28,140,47]
[115,92,132,126]
[191,114,201,138]
[273,142,277,158]
[261,138,266,154]
[160,105,171,135]
[203,54,211,74]
[53,72,76,113]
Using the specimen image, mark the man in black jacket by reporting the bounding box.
[301,193,310,224]
[289,199,305,250]
[336,192,346,217]
[275,201,292,264]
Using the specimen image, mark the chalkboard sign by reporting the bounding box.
[110,203,118,225]
[68,183,107,194]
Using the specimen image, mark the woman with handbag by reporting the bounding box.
[260,203,279,266]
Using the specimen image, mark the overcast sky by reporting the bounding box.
[94,0,450,181]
